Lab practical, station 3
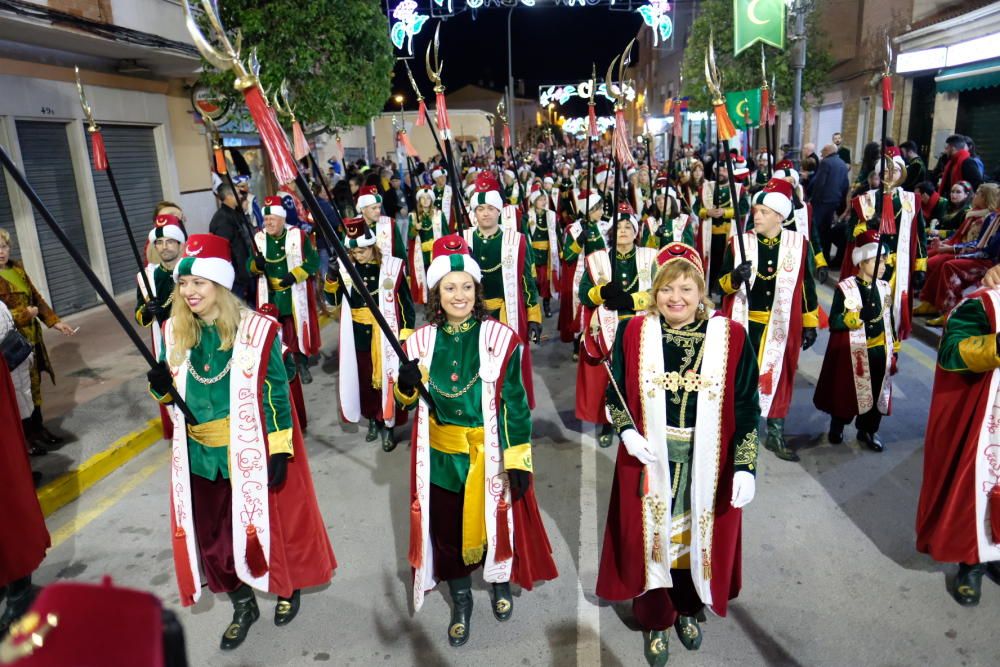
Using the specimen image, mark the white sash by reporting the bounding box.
[408,320,516,611]
[672,213,690,243]
[529,210,561,293]
[637,315,727,605]
[841,278,893,415]
[645,217,662,240]
[166,311,273,598]
[376,215,395,260]
[730,231,804,417]
[585,250,618,353]
[410,210,445,303]
[440,184,453,227]
[465,228,523,333]
[501,204,520,232]
[974,291,1000,562]
[337,271,361,423]
[255,228,312,353]
[137,265,163,358]
[793,205,810,240]
[892,191,916,341]
[379,257,404,427]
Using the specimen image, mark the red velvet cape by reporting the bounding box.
[557,258,580,342]
[0,355,50,586]
[916,293,995,563]
[596,315,744,615]
[407,322,558,589]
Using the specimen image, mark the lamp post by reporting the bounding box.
[507,6,516,147]
[787,0,811,164]
[394,94,405,131]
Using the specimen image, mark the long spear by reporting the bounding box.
[705,35,748,263]
[869,34,897,313]
[584,63,597,224]
[199,112,260,256]
[761,46,773,181]
[182,0,434,407]
[75,67,154,301]
[0,144,198,424]
[425,26,471,231]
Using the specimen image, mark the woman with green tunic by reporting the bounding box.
[597,242,760,666]
[395,234,557,648]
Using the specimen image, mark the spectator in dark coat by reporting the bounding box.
[807,144,851,264]
[937,134,983,195]
[208,184,253,301]
[899,141,927,192]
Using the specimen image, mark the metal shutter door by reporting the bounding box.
[0,168,18,257]
[15,120,97,314]
[87,124,164,294]
[958,87,1000,180]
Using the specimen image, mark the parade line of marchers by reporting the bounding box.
[1,11,1000,667]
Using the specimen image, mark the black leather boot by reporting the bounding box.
[491,582,513,621]
[380,423,396,452]
[543,298,553,319]
[0,576,32,637]
[220,586,259,650]
[764,418,799,462]
[858,430,884,453]
[447,577,473,647]
[828,419,844,445]
[642,630,669,666]
[366,419,379,442]
[953,563,986,606]
[274,589,300,626]
[296,353,313,385]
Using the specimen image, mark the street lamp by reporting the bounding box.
[786,0,812,163]
[394,94,405,131]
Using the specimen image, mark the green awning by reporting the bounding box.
[936,58,1000,93]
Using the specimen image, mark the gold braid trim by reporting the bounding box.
[734,430,758,471]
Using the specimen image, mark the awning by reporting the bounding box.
[935,57,1000,93]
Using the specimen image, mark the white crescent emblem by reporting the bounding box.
[186,246,203,256]
[748,0,770,26]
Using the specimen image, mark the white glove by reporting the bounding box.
[731,471,756,509]
[621,429,657,465]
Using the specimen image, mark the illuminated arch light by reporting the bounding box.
[562,116,615,136]
[637,1,673,47]
[391,1,429,55]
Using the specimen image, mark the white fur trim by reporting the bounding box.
[426,254,482,289]
[174,256,235,290]
[759,191,792,219]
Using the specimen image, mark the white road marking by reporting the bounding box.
[576,421,602,666]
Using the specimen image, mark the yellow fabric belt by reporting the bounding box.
[351,307,383,389]
[187,417,229,447]
[421,239,435,253]
[531,240,550,251]
[868,332,886,349]
[483,297,508,324]
[430,418,488,564]
[747,310,771,324]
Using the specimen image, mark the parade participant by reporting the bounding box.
[640,182,696,249]
[0,350,50,634]
[627,167,648,217]
[814,231,897,452]
[557,164,578,225]
[558,189,607,349]
[916,285,1000,606]
[577,203,658,447]
[695,162,750,291]
[136,214,187,439]
[501,169,522,206]
[750,152,771,194]
[524,184,560,318]
[842,155,927,340]
[771,162,828,281]
[394,235,558,647]
[249,196,321,385]
[463,172,542,408]
[408,185,450,305]
[597,242,760,667]
[681,160,705,214]
[432,167,454,228]
[357,184,408,262]
[0,229,77,454]
[325,218,414,450]
[234,174,263,228]
[146,234,335,650]
[542,175,558,212]
[719,178,819,462]
[916,182,947,233]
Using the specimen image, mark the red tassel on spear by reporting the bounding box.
[415,98,427,127]
[89,130,108,172]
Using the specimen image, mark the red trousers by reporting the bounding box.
[632,569,705,631]
[355,350,382,421]
[921,256,991,313]
[191,474,240,593]
[536,263,552,300]
[429,483,483,581]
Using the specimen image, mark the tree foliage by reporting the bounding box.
[679,0,832,112]
[198,0,393,130]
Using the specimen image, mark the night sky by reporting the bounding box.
[384,2,647,117]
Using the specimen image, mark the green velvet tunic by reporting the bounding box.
[578,247,649,318]
[324,260,415,349]
[524,210,555,268]
[848,190,928,280]
[561,220,609,263]
[639,216,696,249]
[403,319,532,492]
[694,182,751,236]
[248,229,319,317]
[606,317,761,516]
[407,211,445,269]
[157,322,293,481]
[719,232,819,353]
[135,264,177,327]
[937,298,997,373]
[468,228,540,320]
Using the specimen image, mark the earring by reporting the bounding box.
[697,303,706,313]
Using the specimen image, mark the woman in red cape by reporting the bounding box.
[597,243,760,666]
[0,353,50,634]
[917,288,1000,606]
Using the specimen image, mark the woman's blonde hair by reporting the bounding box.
[167,282,245,367]
[975,182,1000,211]
[0,228,11,247]
[648,259,714,320]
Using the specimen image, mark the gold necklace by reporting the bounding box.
[430,373,480,399]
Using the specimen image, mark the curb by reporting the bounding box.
[36,418,163,517]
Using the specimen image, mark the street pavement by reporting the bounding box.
[35,286,1000,667]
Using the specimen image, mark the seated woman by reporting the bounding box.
[931,181,973,240]
[596,242,760,666]
[915,181,947,235]
[917,183,1000,322]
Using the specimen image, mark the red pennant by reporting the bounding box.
[292,120,310,161]
[761,88,770,116]
[714,102,737,141]
[768,103,777,126]
[672,101,683,138]
[415,99,427,127]
[588,105,598,139]
[397,130,419,158]
[242,86,298,185]
[502,124,511,153]
[879,191,896,235]
[213,147,226,175]
[90,130,108,172]
[435,92,451,139]
[613,109,636,169]
[881,76,893,111]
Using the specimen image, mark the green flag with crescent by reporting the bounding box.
[733,0,786,55]
[725,89,762,128]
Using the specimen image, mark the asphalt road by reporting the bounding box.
[36,289,1000,667]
